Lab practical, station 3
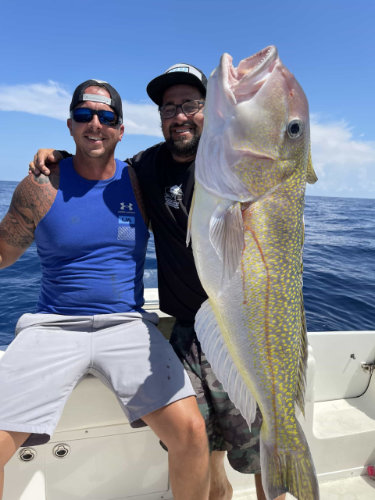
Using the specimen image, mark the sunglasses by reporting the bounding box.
[71,107,119,126]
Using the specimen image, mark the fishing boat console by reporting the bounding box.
[2,289,375,499]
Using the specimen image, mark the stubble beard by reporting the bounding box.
[165,132,201,159]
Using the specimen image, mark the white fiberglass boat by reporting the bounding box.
[2,289,375,499]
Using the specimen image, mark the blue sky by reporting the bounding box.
[0,0,374,198]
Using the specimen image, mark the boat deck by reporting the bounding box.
[226,455,375,498]
[231,475,375,499]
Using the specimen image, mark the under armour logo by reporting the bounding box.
[120,202,134,211]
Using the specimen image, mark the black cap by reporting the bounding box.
[147,63,207,106]
[70,79,123,124]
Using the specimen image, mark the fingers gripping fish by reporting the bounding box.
[188,46,319,500]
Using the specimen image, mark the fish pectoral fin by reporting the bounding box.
[306,147,318,184]
[209,201,244,281]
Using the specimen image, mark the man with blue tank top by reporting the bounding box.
[0,80,210,500]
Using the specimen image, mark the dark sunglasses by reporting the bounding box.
[71,107,119,126]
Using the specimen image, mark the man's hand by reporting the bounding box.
[29,149,63,176]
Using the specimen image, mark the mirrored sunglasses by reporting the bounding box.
[71,107,119,126]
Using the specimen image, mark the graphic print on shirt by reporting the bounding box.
[165,184,183,209]
[117,201,135,240]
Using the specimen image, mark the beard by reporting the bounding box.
[165,132,201,159]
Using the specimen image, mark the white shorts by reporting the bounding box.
[0,311,194,446]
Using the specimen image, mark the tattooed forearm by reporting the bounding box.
[0,212,34,248]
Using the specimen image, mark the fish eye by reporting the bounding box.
[287,119,304,139]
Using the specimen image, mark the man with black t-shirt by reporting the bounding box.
[128,65,267,500]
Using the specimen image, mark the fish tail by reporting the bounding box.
[260,421,319,500]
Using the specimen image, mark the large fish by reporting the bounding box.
[188,46,319,499]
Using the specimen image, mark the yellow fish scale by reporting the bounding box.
[239,170,307,456]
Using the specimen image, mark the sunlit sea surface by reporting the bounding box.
[1,180,374,346]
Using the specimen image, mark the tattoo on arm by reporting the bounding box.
[0,173,58,250]
[33,174,52,185]
[0,210,34,248]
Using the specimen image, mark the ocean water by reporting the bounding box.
[0,180,374,346]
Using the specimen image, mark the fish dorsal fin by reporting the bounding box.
[306,147,318,184]
[295,288,308,415]
[195,299,257,429]
[209,201,244,282]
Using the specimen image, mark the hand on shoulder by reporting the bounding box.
[29,148,64,177]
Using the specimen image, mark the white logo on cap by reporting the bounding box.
[82,94,112,106]
[168,67,189,73]
[166,64,202,81]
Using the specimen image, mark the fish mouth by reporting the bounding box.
[237,46,278,79]
[221,46,278,103]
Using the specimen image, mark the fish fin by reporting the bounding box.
[209,201,244,281]
[195,299,257,428]
[260,420,319,500]
[186,186,196,247]
[295,290,308,416]
[306,147,318,184]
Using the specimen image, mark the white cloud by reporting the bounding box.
[0,82,374,196]
[311,115,375,168]
[309,115,375,198]
[0,81,70,120]
[123,101,162,137]
[0,81,162,137]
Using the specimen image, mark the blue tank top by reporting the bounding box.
[35,158,149,315]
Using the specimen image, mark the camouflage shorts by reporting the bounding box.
[169,320,261,474]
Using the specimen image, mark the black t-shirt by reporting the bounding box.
[127,143,207,322]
